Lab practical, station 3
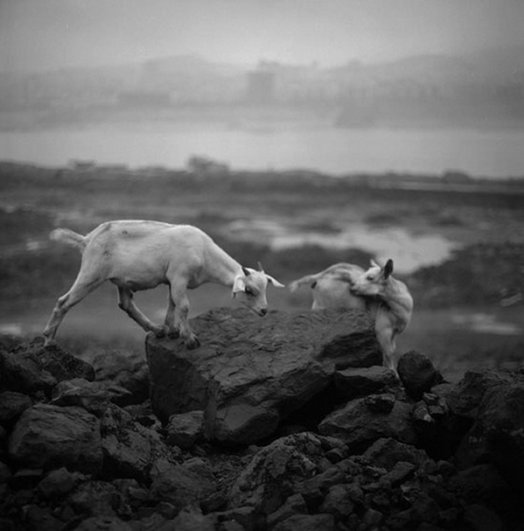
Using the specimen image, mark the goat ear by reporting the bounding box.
[232,274,246,296]
[266,274,285,288]
[383,259,394,279]
[242,266,251,277]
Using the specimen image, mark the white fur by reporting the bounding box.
[43,220,284,348]
[289,259,413,372]
[289,263,367,311]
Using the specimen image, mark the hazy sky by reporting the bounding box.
[2,0,524,72]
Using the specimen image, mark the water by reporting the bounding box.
[225,219,456,273]
[1,124,523,177]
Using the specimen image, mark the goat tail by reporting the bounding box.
[50,228,86,251]
[288,273,320,293]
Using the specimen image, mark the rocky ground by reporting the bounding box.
[0,308,523,531]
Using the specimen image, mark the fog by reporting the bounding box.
[1,0,523,175]
[2,0,524,72]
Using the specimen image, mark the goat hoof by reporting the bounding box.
[185,337,201,350]
[154,327,166,338]
[43,337,56,348]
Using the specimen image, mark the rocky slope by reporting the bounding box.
[0,308,523,530]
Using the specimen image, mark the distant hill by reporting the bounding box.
[1,45,523,129]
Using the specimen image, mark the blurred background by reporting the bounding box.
[1,0,523,382]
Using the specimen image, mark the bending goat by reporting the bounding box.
[288,262,368,311]
[289,260,413,371]
[43,220,284,348]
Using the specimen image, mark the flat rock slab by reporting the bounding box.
[147,307,381,444]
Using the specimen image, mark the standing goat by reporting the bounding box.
[289,259,413,371]
[43,220,284,348]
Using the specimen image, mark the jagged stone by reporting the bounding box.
[51,378,133,415]
[463,503,503,531]
[272,513,336,531]
[91,350,149,406]
[319,484,356,519]
[166,410,204,449]
[0,461,11,484]
[451,371,524,491]
[100,404,172,483]
[449,463,512,509]
[149,457,217,512]
[0,339,94,396]
[147,308,380,444]
[229,432,339,513]
[8,404,102,473]
[22,505,64,531]
[318,395,417,451]
[73,515,132,530]
[334,365,398,400]
[397,351,443,399]
[0,391,32,424]
[68,480,123,517]
[168,505,216,531]
[445,370,511,418]
[37,467,86,500]
[267,493,308,528]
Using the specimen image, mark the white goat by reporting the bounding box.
[288,263,368,311]
[43,220,284,348]
[289,259,413,372]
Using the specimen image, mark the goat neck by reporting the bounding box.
[203,242,244,287]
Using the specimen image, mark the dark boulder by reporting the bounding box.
[37,467,85,500]
[334,366,398,401]
[147,308,380,444]
[397,351,443,399]
[453,371,524,491]
[8,404,102,474]
[100,404,173,484]
[229,432,344,514]
[318,393,417,452]
[0,339,94,397]
[149,456,217,513]
[445,369,512,419]
[166,410,205,450]
[0,391,32,425]
[51,378,134,415]
[90,349,149,406]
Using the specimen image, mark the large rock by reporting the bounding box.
[100,404,173,483]
[453,371,524,490]
[318,393,417,451]
[8,404,102,473]
[147,308,380,444]
[166,410,205,449]
[0,340,94,396]
[0,391,32,425]
[397,351,443,399]
[90,349,149,406]
[149,456,217,512]
[334,366,398,400]
[229,432,344,514]
[51,378,134,415]
[445,370,512,419]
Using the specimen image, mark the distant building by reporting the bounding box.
[246,68,275,103]
[118,91,171,107]
[68,160,96,171]
[187,156,229,176]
